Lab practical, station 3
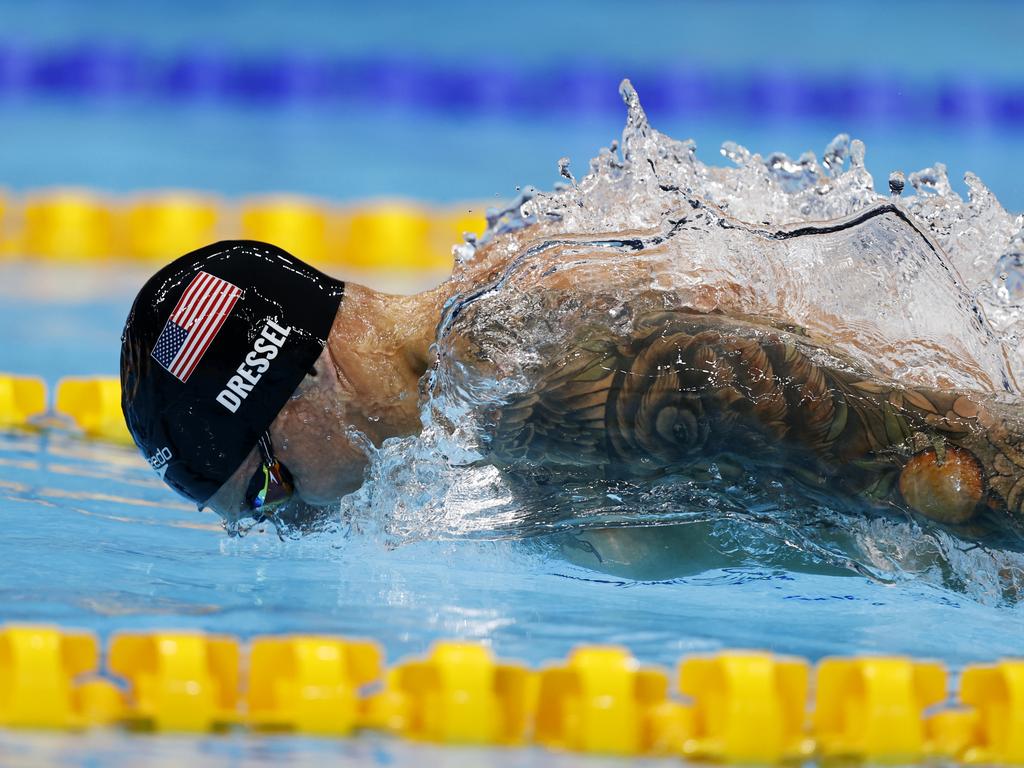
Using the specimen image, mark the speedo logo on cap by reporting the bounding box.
[151,271,243,383]
[216,319,292,413]
[147,446,172,479]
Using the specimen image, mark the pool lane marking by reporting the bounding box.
[0,457,156,488]
[0,457,40,471]
[43,487,196,512]
[46,440,146,468]
[0,433,149,470]
[0,433,43,454]
[1,435,175,490]
[46,462,168,491]
[0,477,214,519]
[0,479,193,510]
[77,596,222,617]
[0,487,220,531]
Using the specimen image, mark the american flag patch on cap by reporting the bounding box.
[151,271,242,383]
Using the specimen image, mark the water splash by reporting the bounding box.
[337,80,1024,605]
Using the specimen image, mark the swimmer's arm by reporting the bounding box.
[488,310,1024,537]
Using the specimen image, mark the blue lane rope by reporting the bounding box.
[0,44,1021,128]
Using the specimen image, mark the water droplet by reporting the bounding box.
[888,171,905,196]
[994,251,1024,302]
[964,171,993,205]
[909,163,953,197]
[557,156,577,187]
[720,141,751,166]
[822,134,850,173]
[849,139,866,169]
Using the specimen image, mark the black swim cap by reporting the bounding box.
[120,240,344,505]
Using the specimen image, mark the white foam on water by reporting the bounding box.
[315,81,1024,604]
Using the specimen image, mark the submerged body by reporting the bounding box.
[489,310,1024,532]
[121,91,1024,591]
[365,193,1015,573]
[482,309,1024,576]
[153,216,1023,587]
[123,217,1024,588]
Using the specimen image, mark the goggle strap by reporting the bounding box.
[257,432,274,465]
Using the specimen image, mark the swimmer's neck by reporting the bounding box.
[324,282,444,441]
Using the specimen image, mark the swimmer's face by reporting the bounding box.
[206,344,370,523]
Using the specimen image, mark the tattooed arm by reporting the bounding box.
[488,309,1024,547]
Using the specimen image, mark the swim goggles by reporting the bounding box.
[243,432,295,520]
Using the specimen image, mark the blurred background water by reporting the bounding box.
[0,0,1021,205]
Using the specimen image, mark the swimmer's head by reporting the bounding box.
[120,240,347,518]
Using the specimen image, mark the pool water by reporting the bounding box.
[1,1,1023,762]
[0,730,689,768]
[1,262,1023,724]
[1,0,1023,209]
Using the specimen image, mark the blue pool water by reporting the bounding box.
[2,261,1023,668]
[0,730,689,767]
[3,264,1024,768]
[1,1,1023,763]
[0,0,1022,208]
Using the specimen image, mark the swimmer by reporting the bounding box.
[121,240,1024,576]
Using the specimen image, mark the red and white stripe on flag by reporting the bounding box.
[152,271,243,383]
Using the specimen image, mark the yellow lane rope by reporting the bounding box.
[0,626,1019,763]
[0,188,489,270]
